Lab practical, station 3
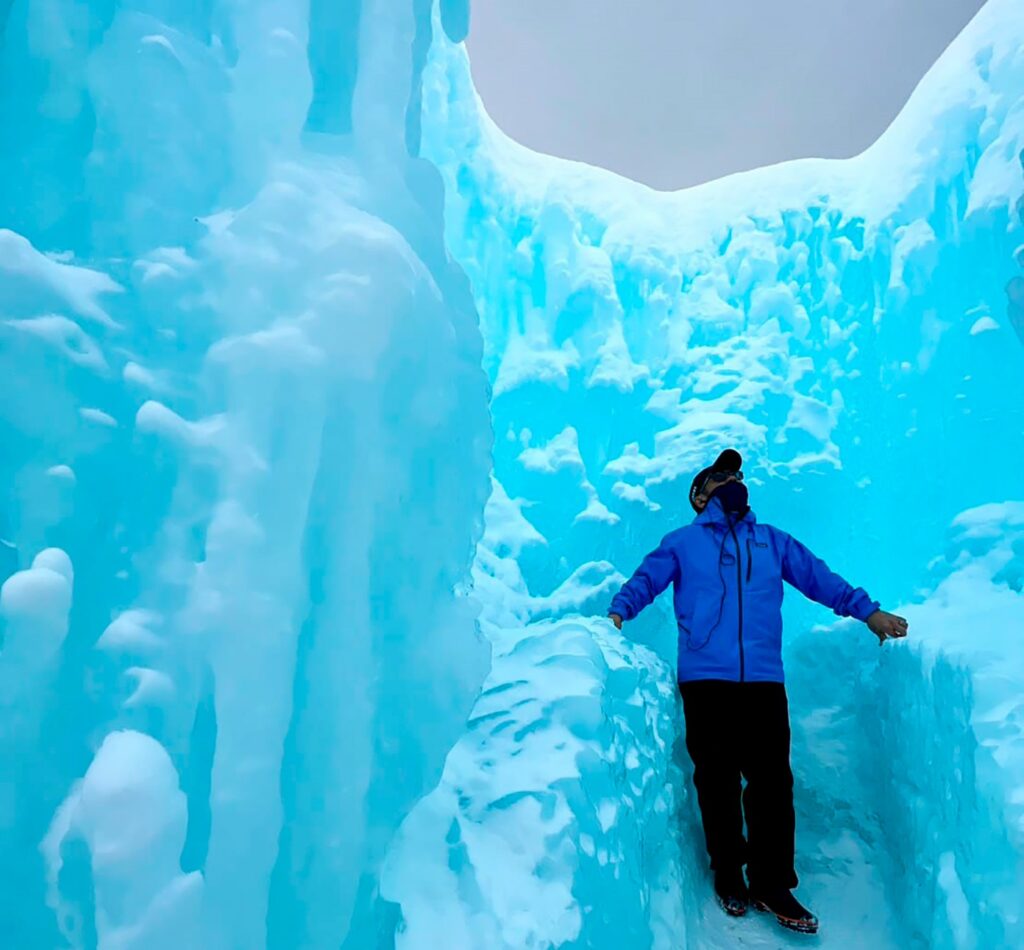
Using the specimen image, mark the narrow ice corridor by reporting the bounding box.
[1,1,1023,948]
[386,3,1024,946]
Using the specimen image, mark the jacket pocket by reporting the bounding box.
[745,538,772,589]
[678,588,728,653]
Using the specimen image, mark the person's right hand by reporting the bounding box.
[867,609,908,645]
[609,613,623,630]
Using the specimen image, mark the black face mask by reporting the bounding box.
[712,480,749,516]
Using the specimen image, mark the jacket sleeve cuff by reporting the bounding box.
[848,589,879,623]
[608,597,631,621]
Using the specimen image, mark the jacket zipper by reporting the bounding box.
[729,523,745,681]
[746,537,753,582]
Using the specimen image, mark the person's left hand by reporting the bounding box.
[867,610,909,646]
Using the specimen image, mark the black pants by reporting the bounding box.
[680,679,797,892]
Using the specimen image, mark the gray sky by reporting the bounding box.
[466,0,987,191]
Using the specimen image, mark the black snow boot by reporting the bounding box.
[713,869,749,917]
[751,888,819,934]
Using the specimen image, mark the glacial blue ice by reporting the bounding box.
[1,0,1023,948]
[1,2,490,947]
[387,1,1024,947]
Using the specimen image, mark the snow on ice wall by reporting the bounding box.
[0,1,491,948]
[381,1,1024,947]
[422,0,1024,612]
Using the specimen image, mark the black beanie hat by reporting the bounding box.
[689,449,743,512]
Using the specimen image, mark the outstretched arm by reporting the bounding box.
[608,536,678,629]
[779,531,908,643]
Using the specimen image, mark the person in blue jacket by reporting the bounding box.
[607,449,908,935]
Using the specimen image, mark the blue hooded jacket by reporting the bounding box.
[608,498,879,683]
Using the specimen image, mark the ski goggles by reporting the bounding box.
[699,469,744,493]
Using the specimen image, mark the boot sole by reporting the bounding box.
[752,899,819,934]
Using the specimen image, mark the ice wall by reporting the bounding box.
[422,0,1024,618]
[5,0,1024,946]
[0,1,491,947]
[384,1,1024,947]
[384,615,685,948]
[382,493,686,948]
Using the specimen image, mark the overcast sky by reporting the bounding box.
[466,0,987,191]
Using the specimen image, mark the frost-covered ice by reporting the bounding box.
[385,0,1024,947]
[1,1,489,947]
[2,0,1024,948]
[42,730,203,950]
[383,617,684,948]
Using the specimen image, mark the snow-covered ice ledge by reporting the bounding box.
[384,615,686,949]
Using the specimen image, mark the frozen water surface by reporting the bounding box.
[2,0,1023,947]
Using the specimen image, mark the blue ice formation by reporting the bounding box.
[388,1,1024,947]
[2,0,1024,948]
[0,2,489,947]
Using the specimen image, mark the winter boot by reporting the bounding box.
[713,869,749,917]
[751,888,819,934]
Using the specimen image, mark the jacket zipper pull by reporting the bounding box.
[746,537,753,582]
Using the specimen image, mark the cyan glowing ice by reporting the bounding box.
[1,1,489,947]
[2,0,1023,948]
[387,1,1024,947]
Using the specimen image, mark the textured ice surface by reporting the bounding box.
[3,0,1024,948]
[383,616,684,948]
[0,1,490,947]
[42,730,203,950]
[383,1,1024,947]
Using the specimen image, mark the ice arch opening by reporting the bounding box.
[464,0,987,191]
